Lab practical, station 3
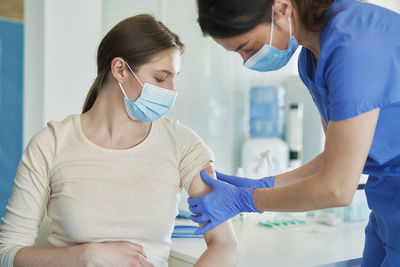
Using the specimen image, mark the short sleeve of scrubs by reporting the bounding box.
[324,23,400,121]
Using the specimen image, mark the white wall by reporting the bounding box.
[24,0,103,146]
[367,0,400,12]
[24,0,45,147]
[43,0,103,124]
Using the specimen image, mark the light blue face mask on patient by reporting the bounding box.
[118,61,177,122]
[244,7,299,72]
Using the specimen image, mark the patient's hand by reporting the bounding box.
[82,241,154,267]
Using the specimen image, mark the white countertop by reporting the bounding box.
[170,214,367,267]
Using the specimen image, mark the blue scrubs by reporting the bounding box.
[298,0,400,266]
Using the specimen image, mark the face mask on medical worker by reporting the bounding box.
[244,7,299,72]
[117,61,177,122]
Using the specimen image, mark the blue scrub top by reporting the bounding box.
[298,0,400,189]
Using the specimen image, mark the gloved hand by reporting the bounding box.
[216,171,275,188]
[188,171,262,235]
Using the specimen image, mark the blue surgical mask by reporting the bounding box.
[244,7,299,72]
[118,62,177,121]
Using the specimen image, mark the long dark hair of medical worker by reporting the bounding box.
[82,14,184,113]
[197,0,336,38]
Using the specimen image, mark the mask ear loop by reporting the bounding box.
[118,82,128,98]
[270,7,293,44]
[269,6,274,46]
[118,60,144,99]
[124,61,144,87]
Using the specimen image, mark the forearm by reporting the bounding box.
[195,239,239,267]
[274,152,325,187]
[195,219,239,267]
[14,244,88,267]
[254,172,347,212]
[190,165,239,266]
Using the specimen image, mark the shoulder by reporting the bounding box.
[29,115,76,147]
[156,117,181,131]
[47,114,76,134]
[29,126,55,152]
[322,1,400,48]
[46,114,78,143]
[24,126,56,167]
[319,2,400,73]
[157,117,203,141]
[28,114,77,155]
[327,0,399,29]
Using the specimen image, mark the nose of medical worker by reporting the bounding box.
[118,61,177,122]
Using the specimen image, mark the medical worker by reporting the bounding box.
[189,0,400,266]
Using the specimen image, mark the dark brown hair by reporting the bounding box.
[196,0,336,38]
[82,14,184,113]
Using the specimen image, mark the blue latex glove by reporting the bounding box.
[216,171,275,188]
[188,171,262,235]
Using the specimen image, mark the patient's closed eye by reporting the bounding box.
[154,75,167,83]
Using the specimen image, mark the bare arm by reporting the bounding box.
[188,163,239,267]
[254,109,378,211]
[274,152,325,187]
[274,118,327,187]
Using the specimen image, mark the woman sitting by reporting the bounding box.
[0,14,238,267]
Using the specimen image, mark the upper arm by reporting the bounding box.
[188,164,237,246]
[176,121,236,246]
[319,109,379,202]
[319,29,394,198]
[177,123,214,192]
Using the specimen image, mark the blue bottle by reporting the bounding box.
[249,86,285,138]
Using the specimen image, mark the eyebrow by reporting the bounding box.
[235,40,249,52]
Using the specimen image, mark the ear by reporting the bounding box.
[110,57,130,84]
[273,0,293,18]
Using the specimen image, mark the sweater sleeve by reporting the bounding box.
[176,123,214,192]
[0,127,54,266]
